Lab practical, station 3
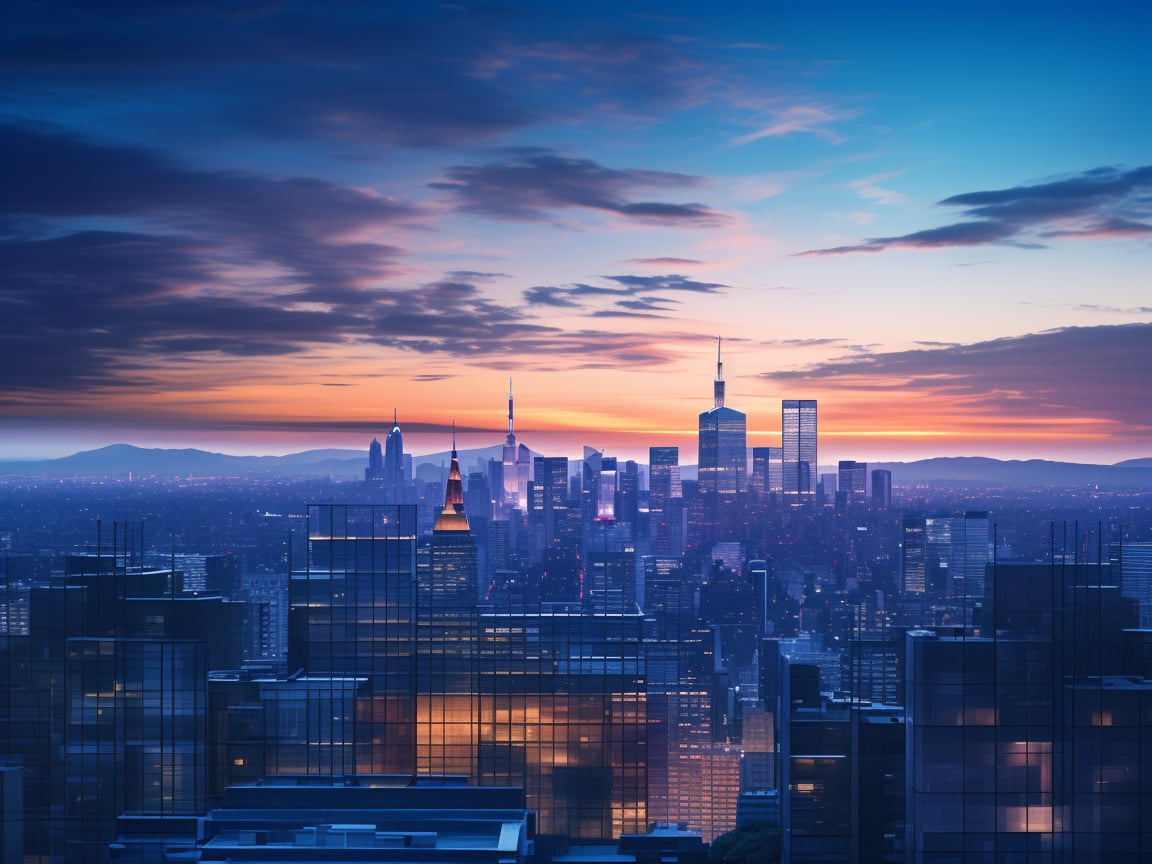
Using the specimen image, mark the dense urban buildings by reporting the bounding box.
[2,385,1152,864]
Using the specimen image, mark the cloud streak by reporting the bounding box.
[801,165,1152,255]
[522,273,726,317]
[764,323,1152,432]
[429,148,731,226]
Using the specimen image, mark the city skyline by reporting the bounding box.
[3,0,1150,463]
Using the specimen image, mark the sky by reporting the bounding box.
[2,0,1150,465]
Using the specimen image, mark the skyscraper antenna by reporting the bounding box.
[508,377,514,436]
[452,419,457,453]
[713,335,725,409]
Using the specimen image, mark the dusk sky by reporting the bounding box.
[3,0,1150,464]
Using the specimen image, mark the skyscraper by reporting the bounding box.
[383,410,407,502]
[420,431,479,777]
[698,338,747,496]
[871,468,892,511]
[649,447,683,556]
[782,399,817,501]
[532,455,570,548]
[836,460,866,509]
[288,504,418,775]
[476,605,648,840]
[902,515,927,594]
[750,446,782,499]
[499,380,532,515]
[365,437,384,482]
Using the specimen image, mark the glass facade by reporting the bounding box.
[476,607,647,839]
[65,638,206,864]
[698,407,747,495]
[782,400,817,500]
[288,504,418,775]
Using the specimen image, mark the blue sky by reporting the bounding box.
[2,0,1150,462]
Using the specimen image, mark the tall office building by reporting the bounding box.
[1121,542,1152,627]
[476,606,648,840]
[905,560,1149,863]
[698,338,748,496]
[383,411,407,502]
[66,638,207,863]
[782,400,817,501]
[420,434,479,778]
[956,511,991,601]
[902,515,927,594]
[649,447,683,556]
[837,460,867,509]
[649,447,682,515]
[532,456,570,548]
[871,468,892,511]
[365,437,385,481]
[751,446,782,499]
[288,504,418,775]
[500,380,532,515]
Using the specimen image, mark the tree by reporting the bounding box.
[708,820,781,864]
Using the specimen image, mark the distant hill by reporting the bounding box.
[0,443,516,480]
[1,445,1151,488]
[0,444,366,479]
[868,457,1152,488]
[1114,457,1152,469]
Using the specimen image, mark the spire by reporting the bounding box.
[713,335,726,409]
[434,423,469,532]
[392,408,399,431]
[506,377,516,446]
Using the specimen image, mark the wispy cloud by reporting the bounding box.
[763,323,1152,431]
[731,104,848,146]
[848,172,908,205]
[429,148,731,226]
[801,165,1152,255]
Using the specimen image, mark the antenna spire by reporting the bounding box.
[713,335,726,409]
[506,377,515,444]
[452,419,457,453]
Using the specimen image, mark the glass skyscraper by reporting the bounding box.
[698,340,747,496]
[288,504,418,775]
[782,399,817,501]
[476,606,648,840]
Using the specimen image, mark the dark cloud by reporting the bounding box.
[603,274,725,293]
[3,3,535,148]
[763,323,1152,431]
[0,230,358,389]
[0,120,414,300]
[522,273,726,317]
[429,149,730,226]
[3,2,737,150]
[801,166,1152,255]
[1,124,716,389]
[522,286,583,308]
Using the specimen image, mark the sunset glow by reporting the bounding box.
[2,0,1149,464]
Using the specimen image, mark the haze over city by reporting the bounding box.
[3,0,1150,464]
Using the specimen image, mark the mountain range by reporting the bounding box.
[2,444,1152,488]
